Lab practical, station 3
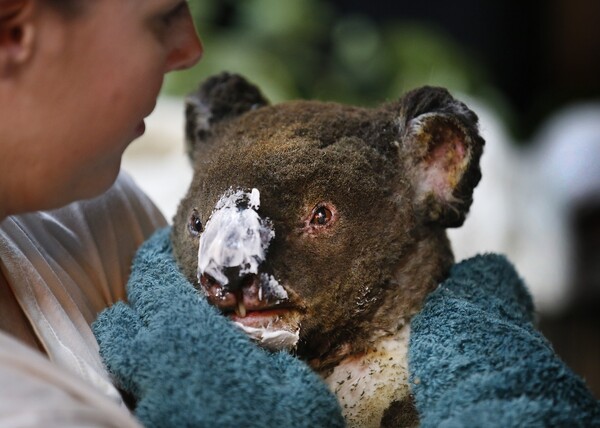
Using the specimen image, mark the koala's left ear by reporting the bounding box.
[398,86,485,228]
[185,72,270,159]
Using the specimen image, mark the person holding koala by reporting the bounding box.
[1,1,599,428]
[0,0,200,426]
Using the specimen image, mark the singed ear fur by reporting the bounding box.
[185,72,269,160]
[398,86,484,228]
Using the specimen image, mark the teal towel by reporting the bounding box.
[93,228,344,428]
[94,228,600,427]
[409,254,600,427]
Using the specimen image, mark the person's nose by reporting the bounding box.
[164,7,203,72]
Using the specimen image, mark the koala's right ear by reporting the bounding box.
[185,72,269,159]
[397,86,485,228]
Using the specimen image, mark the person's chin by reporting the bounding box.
[68,159,123,204]
[90,161,123,195]
[11,159,123,215]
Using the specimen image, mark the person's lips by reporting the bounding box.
[134,120,146,137]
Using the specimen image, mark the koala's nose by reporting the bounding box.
[200,269,258,293]
[196,188,274,290]
[221,267,255,292]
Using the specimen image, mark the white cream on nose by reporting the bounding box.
[197,188,297,351]
[197,188,274,287]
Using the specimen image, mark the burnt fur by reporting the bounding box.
[172,73,484,369]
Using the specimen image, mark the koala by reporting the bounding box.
[172,72,484,428]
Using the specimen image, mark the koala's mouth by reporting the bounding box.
[200,273,302,351]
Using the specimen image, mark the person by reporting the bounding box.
[0,0,198,425]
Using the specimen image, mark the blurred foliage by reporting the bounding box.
[165,0,501,111]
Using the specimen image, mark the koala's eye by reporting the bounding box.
[310,204,334,226]
[311,206,332,225]
[188,209,203,236]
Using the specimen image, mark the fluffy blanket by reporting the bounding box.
[93,228,344,428]
[410,254,600,427]
[94,228,600,427]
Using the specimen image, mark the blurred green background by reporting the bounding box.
[163,0,600,141]
[165,0,491,103]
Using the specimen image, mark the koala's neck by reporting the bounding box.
[321,324,418,428]
[311,232,452,428]
[311,232,453,373]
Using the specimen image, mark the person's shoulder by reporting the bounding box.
[0,171,167,305]
[47,171,168,271]
[1,171,165,240]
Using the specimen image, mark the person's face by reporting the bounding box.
[0,0,202,213]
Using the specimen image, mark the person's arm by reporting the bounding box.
[409,254,600,427]
[0,331,142,428]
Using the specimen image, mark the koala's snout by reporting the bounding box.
[197,188,274,290]
[196,188,292,320]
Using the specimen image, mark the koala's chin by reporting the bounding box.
[172,72,484,428]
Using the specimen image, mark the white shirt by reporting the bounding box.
[0,172,166,427]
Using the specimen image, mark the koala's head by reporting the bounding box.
[172,73,484,370]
